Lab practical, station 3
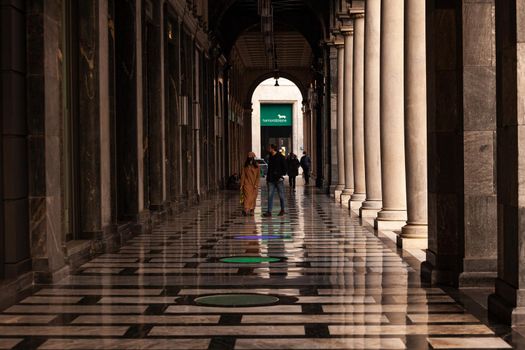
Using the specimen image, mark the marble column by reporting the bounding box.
[488,0,525,326]
[350,14,366,212]
[334,41,345,202]
[374,0,407,230]
[360,0,382,218]
[99,0,112,229]
[114,0,140,221]
[325,41,339,197]
[340,28,354,208]
[329,44,339,196]
[146,1,167,212]
[398,0,428,248]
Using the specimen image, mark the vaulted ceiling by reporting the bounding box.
[209,0,329,72]
[232,25,313,70]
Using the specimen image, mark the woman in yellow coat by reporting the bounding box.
[240,152,260,216]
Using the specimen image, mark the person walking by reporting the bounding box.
[263,144,287,217]
[300,151,312,185]
[240,152,260,216]
[286,152,300,191]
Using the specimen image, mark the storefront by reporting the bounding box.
[260,103,293,158]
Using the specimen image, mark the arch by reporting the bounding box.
[249,77,305,160]
[243,71,309,109]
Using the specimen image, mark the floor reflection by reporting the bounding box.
[0,185,516,349]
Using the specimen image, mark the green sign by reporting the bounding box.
[261,104,292,126]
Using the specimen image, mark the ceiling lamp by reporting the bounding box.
[258,0,272,16]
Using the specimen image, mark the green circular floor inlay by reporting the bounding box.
[220,257,281,264]
[195,294,279,307]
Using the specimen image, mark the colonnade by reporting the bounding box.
[332,0,427,248]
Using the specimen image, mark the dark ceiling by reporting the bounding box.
[209,0,330,65]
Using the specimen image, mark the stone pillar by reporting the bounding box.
[422,2,464,287]
[488,0,525,326]
[78,0,103,238]
[1,0,30,281]
[112,0,150,230]
[334,41,345,202]
[374,0,407,231]
[329,44,339,196]
[340,27,354,208]
[146,1,167,211]
[350,14,366,211]
[99,0,112,230]
[194,49,201,197]
[135,0,145,213]
[397,0,428,248]
[459,0,497,287]
[360,0,383,218]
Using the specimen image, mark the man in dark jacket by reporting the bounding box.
[286,153,300,191]
[300,151,312,185]
[263,144,287,217]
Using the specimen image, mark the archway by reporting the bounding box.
[250,78,305,160]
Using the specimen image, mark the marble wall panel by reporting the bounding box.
[1,0,30,279]
[464,67,496,131]
[78,0,102,234]
[463,131,496,195]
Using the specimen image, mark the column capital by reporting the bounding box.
[322,37,339,48]
[337,10,354,30]
[330,33,345,47]
[351,12,365,20]
[340,26,354,36]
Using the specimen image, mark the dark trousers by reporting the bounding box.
[268,180,286,213]
[303,169,310,185]
[289,176,297,189]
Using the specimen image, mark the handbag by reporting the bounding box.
[240,189,245,204]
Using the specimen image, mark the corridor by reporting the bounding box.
[0,189,514,350]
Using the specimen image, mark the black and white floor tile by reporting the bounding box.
[0,185,519,349]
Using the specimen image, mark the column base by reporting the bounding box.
[396,236,427,249]
[459,272,496,288]
[420,250,460,287]
[360,207,380,218]
[459,258,497,288]
[374,209,407,231]
[350,200,364,212]
[359,200,382,218]
[397,223,428,248]
[375,219,405,231]
[334,190,343,203]
[340,191,353,208]
[34,264,71,285]
[0,271,33,309]
[488,278,525,326]
[349,193,366,212]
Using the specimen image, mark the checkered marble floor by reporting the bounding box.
[0,186,517,349]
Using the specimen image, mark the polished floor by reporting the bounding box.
[0,184,518,349]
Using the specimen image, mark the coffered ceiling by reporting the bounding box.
[232,26,313,70]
